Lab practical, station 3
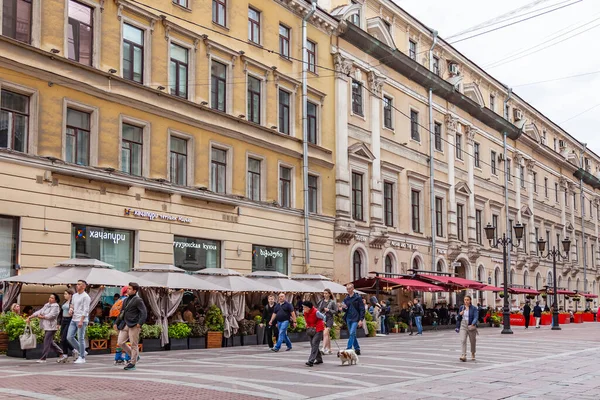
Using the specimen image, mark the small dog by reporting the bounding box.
[337,349,359,366]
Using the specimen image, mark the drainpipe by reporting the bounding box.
[302,1,317,274]
[580,143,587,292]
[503,88,512,276]
[428,30,438,272]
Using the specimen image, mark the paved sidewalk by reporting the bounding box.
[0,323,599,399]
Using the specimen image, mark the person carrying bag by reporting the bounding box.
[20,322,37,350]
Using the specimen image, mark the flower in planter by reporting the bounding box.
[206,305,224,332]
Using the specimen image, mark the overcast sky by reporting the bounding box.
[396,0,600,154]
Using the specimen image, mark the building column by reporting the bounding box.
[445,114,458,240]
[595,198,599,267]
[368,71,385,227]
[568,182,577,260]
[514,154,523,225]
[526,160,536,253]
[465,126,476,244]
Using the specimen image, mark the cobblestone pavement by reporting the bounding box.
[0,323,599,399]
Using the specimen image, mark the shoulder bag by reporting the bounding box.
[20,323,37,350]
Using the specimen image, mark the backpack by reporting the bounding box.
[109,297,124,318]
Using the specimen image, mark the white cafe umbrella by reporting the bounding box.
[245,271,316,293]
[129,264,228,291]
[193,268,277,292]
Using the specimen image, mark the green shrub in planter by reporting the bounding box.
[5,313,26,341]
[187,322,208,337]
[253,315,263,325]
[366,321,377,337]
[289,315,306,333]
[334,312,346,330]
[399,322,408,330]
[238,319,256,336]
[87,323,112,340]
[205,305,224,332]
[168,323,191,339]
[365,311,373,322]
[387,315,397,326]
[140,324,162,339]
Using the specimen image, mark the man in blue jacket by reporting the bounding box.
[342,283,365,355]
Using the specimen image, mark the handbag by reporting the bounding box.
[20,323,37,350]
[306,327,317,337]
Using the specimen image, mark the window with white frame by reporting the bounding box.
[247,157,261,201]
[3,0,32,43]
[411,189,421,233]
[65,108,91,165]
[383,96,393,129]
[307,40,316,73]
[474,142,480,167]
[121,123,143,176]
[278,88,290,134]
[434,122,442,151]
[352,171,363,221]
[351,80,363,116]
[248,7,260,45]
[122,23,144,83]
[383,181,393,227]
[455,133,463,160]
[410,110,419,141]
[308,174,318,213]
[432,56,439,76]
[409,39,416,60]
[307,101,317,144]
[67,0,93,66]
[491,150,497,175]
[211,60,227,112]
[170,136,187,185]
[435,196,443,237]
[0,90,29,153]
[173,0,188,8]
[212,0,226,26]
[279,24,290,59]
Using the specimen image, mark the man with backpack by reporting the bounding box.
[412,298,424,336]
[113,282,147,371]
[109,287,127,323]
[342,283,365,355]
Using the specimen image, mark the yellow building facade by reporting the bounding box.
[0,0,339,304]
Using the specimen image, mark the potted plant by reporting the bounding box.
[140,324,162,352]
[206,305,224,349]
[490,315,501,327]
[334,312,346,339]
[541,293,548,299]
[254,315,265,345]
[361,310,374,338]
[0,312,12,353]
[240,319,257,346]
[399,322,408,333]
[366,321,377,337]
[187,322,207,349]
[167,322,191,350]
[287,315,308,342]
[5,312,26,358]
[499,292,505,298]
[87,323,112,355]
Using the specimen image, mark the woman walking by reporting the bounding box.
[57,289,74,362]
[318,288,337,355]
[27,293,64,363]
[456,295,479,362]
[303,301,326,367]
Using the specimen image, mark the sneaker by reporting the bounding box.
[124,363,136,371]
[36,359,47,363]
[85,351,88,357]
[285,348,292,351]
[417,333,423,336]
[115,360,124,365]
[73,357,86,364]
[314,360,323,365]
[72,350,79,359]
[355,350,361,356]
[409,333,413,336]
[57,355,68,363]
[271,348,279,352]
[305,361,314,367]
[459,356,466,362]
[327,349,332,355]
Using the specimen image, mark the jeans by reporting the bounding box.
[415,316,423,334]
[117,325,140,365]
[346,320,360,351]
[60,317,73,355]
[308,331,323,364]
[67,319,88,358]
[274,320,292,350]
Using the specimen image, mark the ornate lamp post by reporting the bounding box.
[484,222,524,334]
[537,236,571,330]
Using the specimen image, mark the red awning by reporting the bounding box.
[480,285,503,292]
[381,277,444,292]
[580,293,599,298]
[508,287,540,295]
[546,289,576,295]
[416,274,487,290]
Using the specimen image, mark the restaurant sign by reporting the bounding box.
[390,241,418,250]
[124,208,192,223]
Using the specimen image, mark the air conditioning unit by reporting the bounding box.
[513,109,523,121]
[448,63,459,75]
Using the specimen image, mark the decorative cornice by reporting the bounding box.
[368,70,385,97]
[333,52,353,78]
[445,114,458,133]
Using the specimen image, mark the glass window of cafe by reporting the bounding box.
[71,225,134,272]
[173,236,221,272]
[0,216,19,280]
[252,245,288,275]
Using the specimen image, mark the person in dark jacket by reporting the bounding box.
[456,295,479,362]
[523,302,531,329]
[342,283,365,355]
[114,282,147,371]
[533,301,543,328]
[262,294,279,349]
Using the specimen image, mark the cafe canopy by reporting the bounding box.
[579,292,598,298]
[245,271,316,293]
[415,274,487,290]
[479,285,504,292]
[352,275,444,292]
[129,264,228,291]
[291,274,350,294]
[508,287,540,295]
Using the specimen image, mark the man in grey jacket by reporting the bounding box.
[114,282,147,371]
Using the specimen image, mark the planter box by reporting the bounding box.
[141,338,162,352]
[0,332,8,353]
[510,315,525,326]
[223,335,242,347]
[390,328,398,333]
[255,325,266,345]
[25,344,60,360]
[7,340,24,358]
[558,314,570,324]
[110,334,118,353]
[168,338,188,351]
[541,314,552,325]
[242,334,257,346]
[357,329,366,338]
[87,339,110,355]
[573,314,584,323]
[206,331,222,349]
[582,313,595,322]
[188,337,206,350]
[288,331,309,343]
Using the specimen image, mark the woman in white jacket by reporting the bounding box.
[27,293,64,363]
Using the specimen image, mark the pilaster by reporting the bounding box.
[368,71,385,227]
[445,114,458,241]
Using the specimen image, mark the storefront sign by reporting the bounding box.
[124,208,192,224]
[173,241,218,251]
[256,249,284,259]
[173,236,221,271]
[390,241,418,250]
[252,245,288,275]
[88,229,126,244]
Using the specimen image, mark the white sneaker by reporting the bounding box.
[36,359,47,363]
[85,351,88,356]
[57,354,68,363]
[73,357,86,364]
[72,350,79,359]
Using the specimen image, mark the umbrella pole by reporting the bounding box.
[376,274,380,298]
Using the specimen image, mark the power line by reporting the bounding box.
[559,102,600,124]
[513,69,600,87]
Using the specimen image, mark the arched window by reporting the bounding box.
[576,278,581,291]
[536,273,542,290]
[494,267,501,287]
[384,254,393,274]
[353,251,362,281]
[523,271,529,286]
[585,279,589,292]
[477,266,484,282]
[436,260,444,273]
[412,257,420,271]
[547,271,553,287]
[558,276,562,289]
[510,269,515,285]
[567,277,572,290]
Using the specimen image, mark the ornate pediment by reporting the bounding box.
[348,142,375,162]
[521,205,534,218]
[455,181,472,196]
[566,222,574,232]
[366,17,396,49]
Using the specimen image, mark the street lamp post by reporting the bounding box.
[484,222,524,334]
[537,236,571,330]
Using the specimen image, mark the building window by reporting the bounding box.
[307,40,316,73]
[211,60,227,112]
[490,94,495,111]
[457,204,464,241]
[67,0,93,65]
[169,43,188,98]
[553,138,557,151]
[383,96,393,129]
[248,7,260,45]
[351,80,363,116]
[0,90,29,152]
[492,214,498,245]
[474,142,480,167]
[352,172,363,221]
[65,108,90,165]
[555,182,559,202]
[476,209,482,245]
[409,40,416,60]
[2,0,32,43]
[72,224,133,272]
[169,136,187,185]
[353,250,362,280]
[279,166,292,208]
[491,150,497,174]
[383,181,393,227]
[212,0,226,26]
[411,189,420,233]
[210,147,227,194]
[592,244,595,267]
[385,254,393,274]
[307,101,317,144]
[435,196,443,237]
[247,75,261,124]
[506,159,511,181]
[533,172,537,193]
[573,193,577,210]
[279,24,290,59]
[121,123,142,176]
[565,190,568,206]
[278,89,290,134]
[0,215,19,280]
[545,230,551,250]
[434,122,442,151]
[247,157,261,201]
[520,166,525,188]
[535,227,539,255]
[308,174,318,213]
[173,0,188,7]
[544,177,548,197]
[122,23,144,83]
[410,110,419,141]
[432,56,439,76]
[455,133,463,160]
[252,245,288,275]
[174,236,220,272]
[575,239,579,261]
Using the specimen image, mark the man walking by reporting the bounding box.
[412,298,424,336]
[342,283,364,355]
[263,294,279,349]
[114,282,147,371]
[523,301,531,329]
[268,293,296,352]
[533,301,542,328]
[67,280,91,364]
